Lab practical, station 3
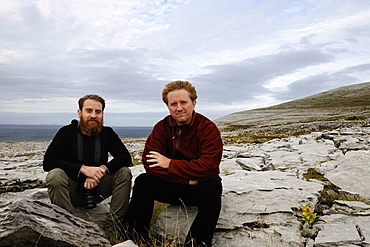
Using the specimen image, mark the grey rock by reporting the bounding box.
[314,214,370,246]
[156,170,323,246]
[0,142,48,183]
[325,151,370,200]
[236,157,265,171]
[331,200,370,216]
[154,205,198,244]
[112,240,138,247]
[0,189,111,247]
[153,127,370,246]
[213,226,302,247]
[301,223,322,238]
[2,128,370,246]
[1,187,113,230]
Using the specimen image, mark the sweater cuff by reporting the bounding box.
[102,165,110,175]
[77,165,84,178]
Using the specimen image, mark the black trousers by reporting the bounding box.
[124,173,222,247]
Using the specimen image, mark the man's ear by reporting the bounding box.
[77,109,81,118]
[193,100,197,107]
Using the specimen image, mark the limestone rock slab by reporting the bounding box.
[0,190,111,247]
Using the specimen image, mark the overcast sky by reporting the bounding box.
[1,0,369,126]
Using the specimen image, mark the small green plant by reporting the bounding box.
[301,204,328,228]
[302,168,327,182]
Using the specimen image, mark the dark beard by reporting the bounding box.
[79,117,103,136]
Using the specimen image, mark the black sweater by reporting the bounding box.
[43,121,132,182]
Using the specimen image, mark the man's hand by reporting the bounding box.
[147,151,171,169]
[80,165,106,182]
[84,177,99,189]
[189,179,199,186]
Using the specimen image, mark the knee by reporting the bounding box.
[199,176,222,195]
[130,173,159,201]
[133,173,154,186]
[46,168,68,188]
[132,173,158,192]
[115,166,132,180]
[199,176,221,185]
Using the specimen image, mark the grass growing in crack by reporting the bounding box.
[302,168,327,182]
[301,204,328,228]
[302,168,370,213]
[336,194,370,204]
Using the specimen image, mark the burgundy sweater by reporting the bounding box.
[142,112,223,184]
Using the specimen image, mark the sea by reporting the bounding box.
[0,124,153,142]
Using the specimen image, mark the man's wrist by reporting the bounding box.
[101,165,109,174]
[78,164,85,178]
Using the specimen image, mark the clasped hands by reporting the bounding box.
[80,165,107,189]
[147,151,199,186]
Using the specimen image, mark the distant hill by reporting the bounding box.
[215,82,370,143]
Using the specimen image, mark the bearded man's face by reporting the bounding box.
[77,99,104,136]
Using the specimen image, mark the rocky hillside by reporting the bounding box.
[2,82,370,246]
[214,81,370,143]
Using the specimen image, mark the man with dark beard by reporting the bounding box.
[43,94,132,227]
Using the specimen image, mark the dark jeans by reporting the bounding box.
[124,173,222,247]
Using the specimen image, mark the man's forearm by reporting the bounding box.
[80,165,106,182]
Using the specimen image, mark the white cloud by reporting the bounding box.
[1,0,370,126]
